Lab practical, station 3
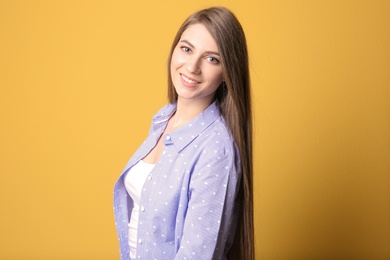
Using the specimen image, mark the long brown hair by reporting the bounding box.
[167,6,254,259]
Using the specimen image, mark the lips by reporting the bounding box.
[180,73,201,85]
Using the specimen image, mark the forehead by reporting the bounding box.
[180,23,219,51]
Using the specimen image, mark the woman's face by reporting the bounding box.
[170,23,223,105]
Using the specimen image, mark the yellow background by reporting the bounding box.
[0,0,389,259]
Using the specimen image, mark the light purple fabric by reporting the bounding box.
[113,101,241,260]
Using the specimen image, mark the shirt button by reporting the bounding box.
[138,239,143,244]
[141,206,145,212]
[162,150,167,155]
[147,176,152,181]
[165,135,171,140]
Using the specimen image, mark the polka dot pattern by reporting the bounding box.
[113,101,241,260]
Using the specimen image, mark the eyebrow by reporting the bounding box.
[180,39,220,56]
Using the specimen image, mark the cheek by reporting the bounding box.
[170,52,178,77]
[170,49,184,69]
[209,70,223,85]
[170,51,182,86]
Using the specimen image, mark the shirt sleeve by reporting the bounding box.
[174,144,240,259]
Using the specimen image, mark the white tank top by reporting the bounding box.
[124,160,155,259]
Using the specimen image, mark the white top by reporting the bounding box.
[124,160,155,259]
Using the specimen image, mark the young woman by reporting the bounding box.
[114,6,254,259]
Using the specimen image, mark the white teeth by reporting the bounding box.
[182,74,199,84]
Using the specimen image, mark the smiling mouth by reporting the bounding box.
[181,74,201,84]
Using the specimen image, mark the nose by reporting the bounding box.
[186,56,201,74]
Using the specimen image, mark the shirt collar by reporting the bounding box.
[151,101,221,152]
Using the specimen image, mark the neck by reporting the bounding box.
[171,97,214,130]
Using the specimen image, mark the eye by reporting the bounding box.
[207,56,220,64]
[180,46,191,53]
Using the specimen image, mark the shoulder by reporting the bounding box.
[198,101,234,148]
[193,114,238,162]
